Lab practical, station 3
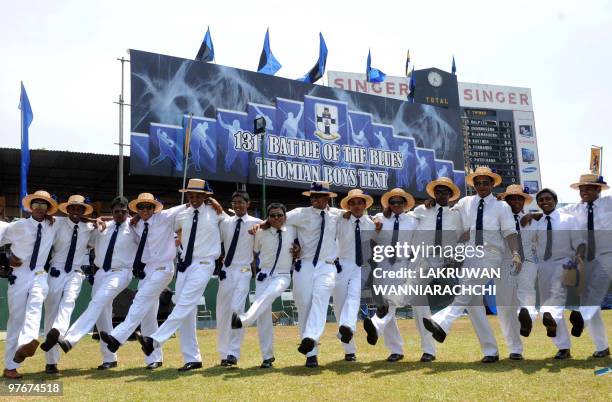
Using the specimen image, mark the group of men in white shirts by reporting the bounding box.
[1,168,610,379]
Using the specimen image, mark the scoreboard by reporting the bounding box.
[462,108,520,192]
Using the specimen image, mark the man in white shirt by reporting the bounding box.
[100,192,184,370]
[1,190,59,379]
[363,187,417,363]
[533,188,585,359]
[334,189,375,362]
[231,202,296,369]
[423,166,522,363]
[558,174,611,358]
[405,177,464,362]
[38,195,96,375]
[216,190,262,366]
[497,185,538,360]
[46,196,136,370]
[139,179,224,372]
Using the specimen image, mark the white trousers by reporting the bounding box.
[332,260,362,354]
[515,261,539,322]
[578,258,610,351]
[293,261,336,357]
[430,254,500,357]
[64,268,132,363]
[43,268,85,364]
[216,265,252,360]
[538,259,571,349]
[5,268,48,370]
[152,259,215,363]
[239,271,291,360]
[110,262,174,364]
[495,259,530,354]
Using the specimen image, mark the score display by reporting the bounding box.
[461,108,519,192]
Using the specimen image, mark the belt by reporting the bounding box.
[35,271,46,276]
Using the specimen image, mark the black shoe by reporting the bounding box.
[146,362,163,369]
[509,353,524,361]
[231,313,243,329]
[57,337,72,354]
[423,318,446,343]
[225,355,238,366]
[100,331,121,353]
[592,348,610,358]
[387,353,404,362]
[542,312,557,338]
[363,317,378,346]
[40,328,60,352]
[481,355,499,363]
[569,310,584,337]
[45,364,59,375]
[260,357,275,369]
[298,337,316,355]
[305,355,318,368]
[344,353,356,362]
[220,359,229,366]
[135,331,154,356]
[97,361,117,370]
[420,353,435,362]
[518,308,532,337]
[554,349,571,359]
[338,325,353,344]
[178,362,203,372]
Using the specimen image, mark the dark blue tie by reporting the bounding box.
[182,210,199,269]
[476,199,484,246]
[544,215,552,261]
[389,214,400,265]
[514,214,525,261]
[224,218,242,267]
[102,223,121,272]
[312,211,325,266]
[587,202,595,261]
[64,224,79,273]
[355,218,363,266]
[133,222,149,273]
[435,207,443,246]
[29,223,42,270]
[270,229,283,276]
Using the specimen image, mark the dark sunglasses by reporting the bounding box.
[389,199,405,206]
[473,180,491,187]
[136,204,155,211]
[269,213,285,218]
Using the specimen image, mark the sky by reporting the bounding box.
[1,0,611,202]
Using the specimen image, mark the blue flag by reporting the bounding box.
[257,28,282,75]
[452,55,457,75]
[366,49,386,83]
[407,68,416,103]
[196,26,215,62]
[19,82,33,210]
[405,49,411,77]
[297,33,328,84]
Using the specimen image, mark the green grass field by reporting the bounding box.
[1,313,611,401]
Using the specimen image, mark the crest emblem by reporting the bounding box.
[314,104,340,141]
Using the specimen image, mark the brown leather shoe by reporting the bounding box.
[13,339,40,363]
[3,368,22,379]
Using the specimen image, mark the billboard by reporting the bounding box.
[130,50,464,196]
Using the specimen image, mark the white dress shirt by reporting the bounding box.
[91,220,138,269]
[534,209,584,261]
[175,203,224,260]
[133,205,185,265]
[452,193,516,253]
[219,213,262,267]
[49,217,95,270]
[254,225,297,274]
[0,221,9,242]
[286,206,342,263]
[1,217,58,270]
[373,212,417,262]
[559,195,612,258]
[336,214,375,264]
[410,204,464,247]
[504,211,537,262]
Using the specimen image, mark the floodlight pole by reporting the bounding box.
[114,56,130,199]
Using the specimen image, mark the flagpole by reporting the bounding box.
[19,81,23,218]
[181,113,193,204]
[115,56,130,199]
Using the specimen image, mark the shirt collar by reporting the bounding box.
[351,214,364,223]
[28,217,45,227]
[478,193,496,204]
[544,209,559,220]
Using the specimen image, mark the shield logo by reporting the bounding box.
[314,103,340,141]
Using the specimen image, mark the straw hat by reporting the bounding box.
[58,194,94,216]
[128,193,163,213]
[178,178,213,194]
[340,189,374,210]
[569,173,609,190]
[22,190,59,215]
[380,188,415,211]
[466,166,502,188]
[302,181,338,198]
[425,177,461,201]
[499,184,533,204]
